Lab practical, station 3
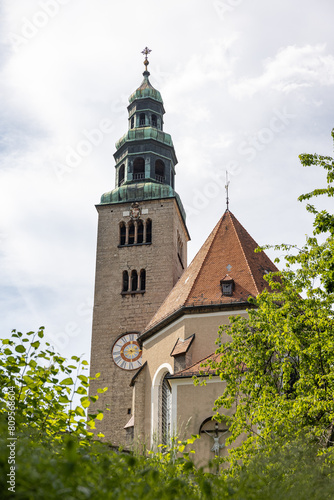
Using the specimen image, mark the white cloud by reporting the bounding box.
[231,44,334,98]
[1,0,334,360]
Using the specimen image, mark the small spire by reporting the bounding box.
[225,171,230,211]
[141,46,152,75]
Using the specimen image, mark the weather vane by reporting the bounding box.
[225,170,230,211]
[141,47,152,72]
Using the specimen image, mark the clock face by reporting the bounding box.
[112,333,142,370]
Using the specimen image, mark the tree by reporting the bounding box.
[0,326,106,443]
[209,129,334,465]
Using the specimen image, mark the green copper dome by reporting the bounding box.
[129,71,163,105]
[115,127,173,151]
[100,181,186,223]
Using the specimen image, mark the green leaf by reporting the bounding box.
[81,397,90,408]
[15,345,26,353]
[75,407,85,417]
[59,396,70,404]
[60,377,74,386]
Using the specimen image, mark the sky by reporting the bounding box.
[1,0,334,360]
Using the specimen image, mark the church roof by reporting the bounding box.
[170,334,195,357]
[140,210,278,340]
[167,352,222,379]
[128,71,163,104]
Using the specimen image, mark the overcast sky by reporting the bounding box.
[1,0,333,360]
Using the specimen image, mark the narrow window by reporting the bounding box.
[146,219,152,243]
[155,160,165,183]
[139,113,145,126]
[133,157,145,181]
[151,114,157,127]
[177,232,184,268]
[161,374,172,445]
[131,270,138,292]
[137,220,144,244]
[220,278,234,296]
[130,116,134,129]
[171,170,175,189]
[120,222,126,245]
[140,269,146,291]
[128,221,135,245]
[118,164,125,187]
[122,271,129,292]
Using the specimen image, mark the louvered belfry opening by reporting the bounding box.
[161,374,171,445]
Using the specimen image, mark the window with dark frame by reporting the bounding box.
[133,157,145,180]
[140,269,146,291]
[146,219,152,243]
[128,221,135,245]
[120,222,126,245]
[131,270,138,292]
[137,220,144,244]
[118,164,125,186]
[122,271,129,292]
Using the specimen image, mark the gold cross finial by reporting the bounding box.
[141,47,152,72]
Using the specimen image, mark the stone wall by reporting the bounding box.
[89,196,188,446]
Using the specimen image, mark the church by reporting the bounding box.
[89,49,278,465]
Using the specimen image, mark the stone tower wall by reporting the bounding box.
[89,196,188,445]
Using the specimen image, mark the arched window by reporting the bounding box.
[131,270,138,292]
[137,220,144,244]
[122,271,129,292]
[151,114,157,127]
[128,221,135,245]
[155,160,165,183]
[151,363,173,448]
[118,164,125,187]
[140,269,146,291]
[133,157,145,180]
[139,113,145,126]
[130,116,134,129]
[119,222,126,246]
[161,374,172,445]
[146,219,152,243]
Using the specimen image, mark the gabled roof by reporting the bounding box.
[140,210,278,340]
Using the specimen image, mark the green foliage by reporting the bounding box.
[0,327,104,442]
[0,422,202,500]
[209,128,334,466]
[1,326,334,498]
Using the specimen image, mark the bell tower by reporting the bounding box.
[89,49,190,446]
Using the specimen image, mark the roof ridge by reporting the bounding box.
[185,214,225,303]
[229,212,260,295]
[142,215,223,334]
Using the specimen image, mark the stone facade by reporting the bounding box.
[89,196,188,445]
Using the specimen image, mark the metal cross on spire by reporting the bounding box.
[141,47,152,72]
[225,171,230,211]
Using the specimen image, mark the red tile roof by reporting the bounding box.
[142,210,278,337]
[170,334,195,357]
